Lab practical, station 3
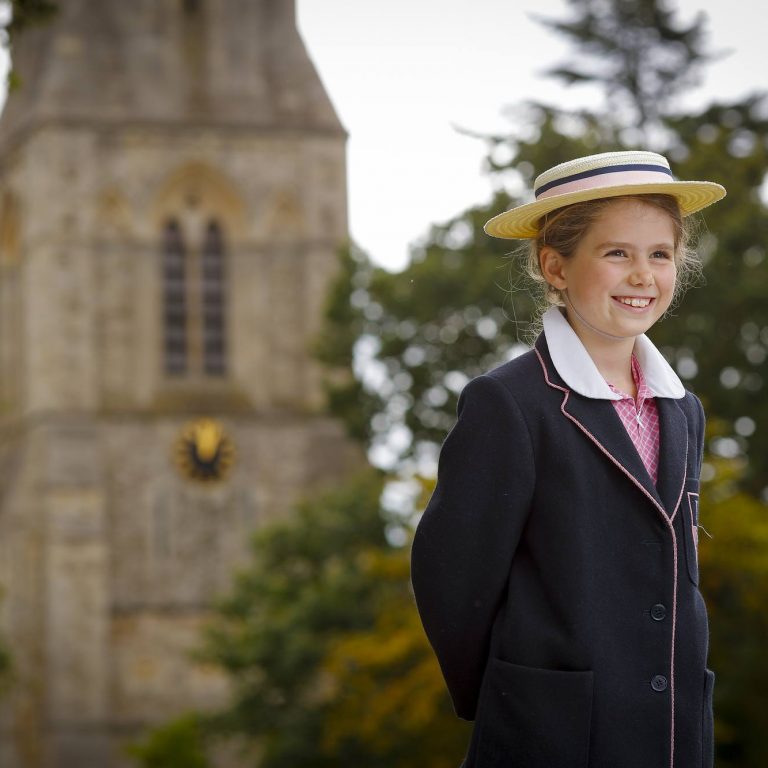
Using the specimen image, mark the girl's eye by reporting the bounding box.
[651,250,673,260]
[606,249,626,258]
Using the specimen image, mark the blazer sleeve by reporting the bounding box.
[410,373,535,720]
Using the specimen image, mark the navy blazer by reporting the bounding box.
[411,334,713,768]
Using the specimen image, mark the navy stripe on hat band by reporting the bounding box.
[534,163,673,198]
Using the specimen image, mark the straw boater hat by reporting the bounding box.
[484,150,726,240]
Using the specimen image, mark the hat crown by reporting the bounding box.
[534,151,672,198]
[483,148,725,240]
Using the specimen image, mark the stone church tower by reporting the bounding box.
[0,1,357,765]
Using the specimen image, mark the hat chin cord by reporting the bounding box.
[562,290,638,341]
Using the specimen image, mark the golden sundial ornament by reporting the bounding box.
[174,418,236,483]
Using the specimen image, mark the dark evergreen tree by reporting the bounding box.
[535,0,714,134]
[318,0,768,497]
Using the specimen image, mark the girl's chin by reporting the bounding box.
[590,309,662,338]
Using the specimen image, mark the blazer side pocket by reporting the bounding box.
[474,659,593,768]
[683,491,700,585]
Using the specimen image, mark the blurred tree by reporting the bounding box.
[312,245,383,447]
[190,469,465,767]
[488,3,768,497]
[128,470,465,768]
[126,714,211,768]
[320,544,470,766]
[652,101,768,497]
[534,0,714,138]
[316,0,768,496]
[315,115,605,472]
[698,446,768,768]
[130,471,467,768]
[315,218,522,469]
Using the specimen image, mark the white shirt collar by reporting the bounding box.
[541,307,686,400]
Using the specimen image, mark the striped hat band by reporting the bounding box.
[484,150,726,240]
[534,162,674,199]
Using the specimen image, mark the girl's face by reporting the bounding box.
[542,198,678,342]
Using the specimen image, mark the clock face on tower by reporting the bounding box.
[174,418,236,483]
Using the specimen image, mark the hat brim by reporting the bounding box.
[484,180,726,240]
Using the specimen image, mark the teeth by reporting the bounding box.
[617,297,652,308]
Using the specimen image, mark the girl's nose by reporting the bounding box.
[630,265,654,286]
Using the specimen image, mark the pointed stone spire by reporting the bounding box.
[0,0,344,146]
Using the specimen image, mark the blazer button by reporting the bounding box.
[651,603,667,621]
[651,675,668,692]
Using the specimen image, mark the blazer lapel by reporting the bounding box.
[654,397,689,519]
[560,389,666,512]
[535,337,668,518]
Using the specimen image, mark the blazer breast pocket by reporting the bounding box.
[682,490,700,585]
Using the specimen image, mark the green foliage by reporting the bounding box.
[315,114,617,467]
[193,469,420,768]
[534,0,712,131]
[127,469,467,767]
[321,545,470,767]
[126,713,211,768]
[193,466,466,766]
[650,99,768,495]
[699,456,768,767]
[313,245,382,445]
[317,196,533,466]
[317,1,768,499]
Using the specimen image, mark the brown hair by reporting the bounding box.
[522,194,701,309]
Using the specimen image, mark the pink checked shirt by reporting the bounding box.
[606,354,661,485]
[541,308,685,489]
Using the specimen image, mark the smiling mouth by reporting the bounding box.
[614,296,655,308]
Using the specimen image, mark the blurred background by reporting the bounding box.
[0,1,765,766]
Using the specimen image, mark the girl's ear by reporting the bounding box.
[539,246,568,290]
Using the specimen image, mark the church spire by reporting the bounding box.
[0,0,343,146]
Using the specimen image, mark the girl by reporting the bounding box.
[411,151,725,768]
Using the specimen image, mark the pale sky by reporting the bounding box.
[297,0,766,270]
[0,2,763,273]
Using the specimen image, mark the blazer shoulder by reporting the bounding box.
[481,348,545,396]
[678,389,705,425]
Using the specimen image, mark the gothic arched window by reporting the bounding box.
[161,215,228,378]
[162,219,188,376]
[201,220,227,376]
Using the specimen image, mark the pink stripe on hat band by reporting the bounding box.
[536,170,672,200]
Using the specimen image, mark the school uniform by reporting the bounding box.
[411,307,714,768]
